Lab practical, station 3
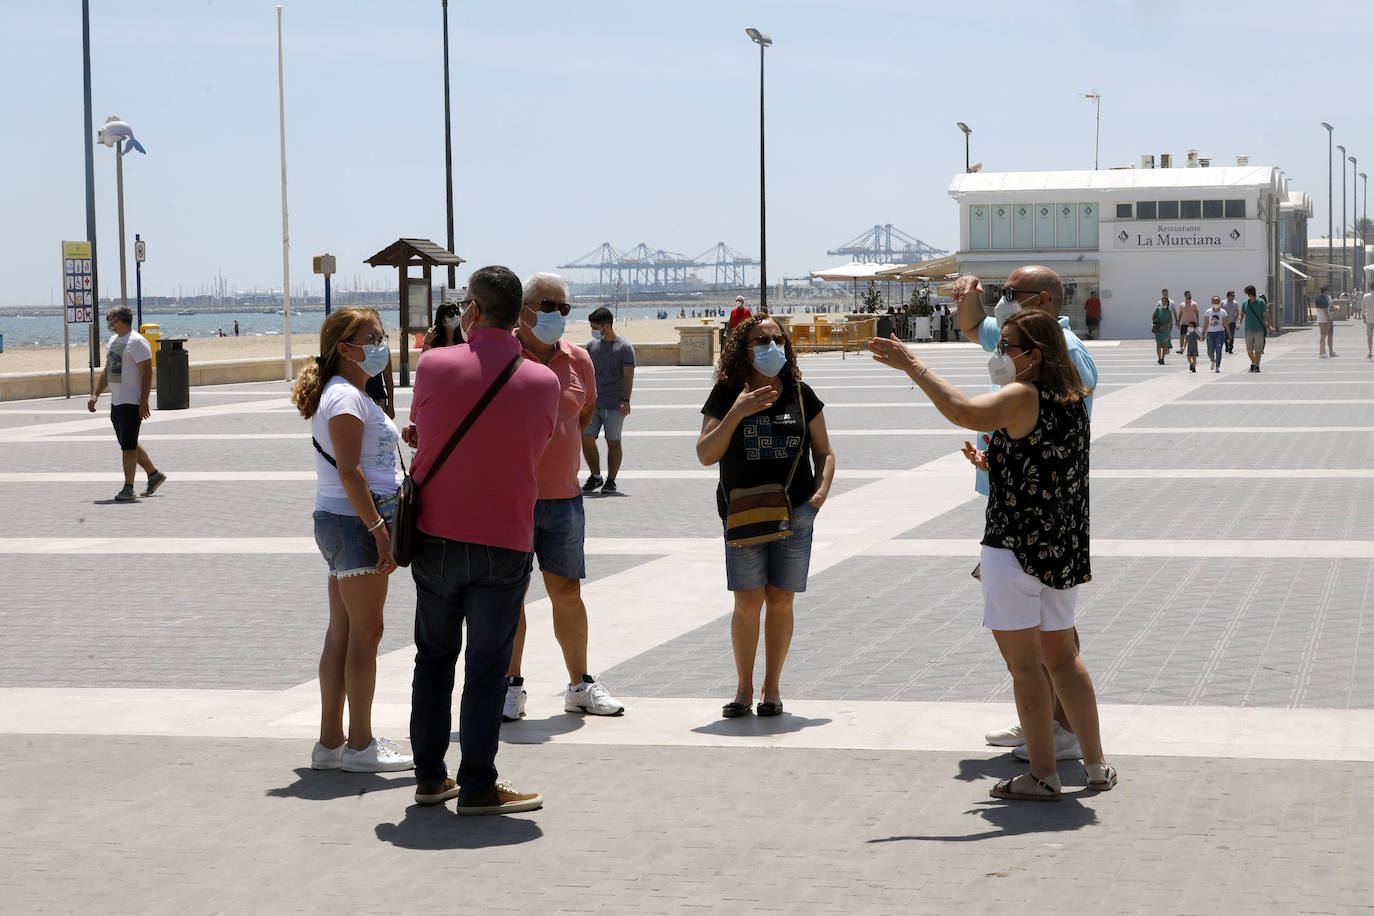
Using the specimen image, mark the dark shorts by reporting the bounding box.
[532,495,586,579]
[110,403,142,450]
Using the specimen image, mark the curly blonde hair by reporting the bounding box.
[713,315,801,390]
[289,307,382,418]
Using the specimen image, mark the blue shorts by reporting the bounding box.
[533,495,586,579]
[313,510,381,578]
[584,408,626,441]
[723,501,818,593]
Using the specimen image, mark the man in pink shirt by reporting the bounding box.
[503,271,626,721]
[406,265,559,815]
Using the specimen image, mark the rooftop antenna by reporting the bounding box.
[1083,91,1101,169]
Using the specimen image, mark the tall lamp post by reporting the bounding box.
[956,122,972,172]
[1322,123,1334,294]
[1350,154,1360,287]
[745,28,771,313]
[1338,144,1348,292]
[1362,171,1369,292]
[1083,91,1101,169]
[442,0,456,294]
[96,117,146,323]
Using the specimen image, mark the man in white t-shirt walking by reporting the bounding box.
[1363,287,1374,358]
[87,305,167,502]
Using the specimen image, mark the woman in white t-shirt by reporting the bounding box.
[1202,296,1230,373]
[290,307,413,774]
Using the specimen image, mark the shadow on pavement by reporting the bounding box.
[690,713,833,737]
[265,768,415,801]
[375,806,543,850]
[868,798,1098,843]
[496,714,587,745]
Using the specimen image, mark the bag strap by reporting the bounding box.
[312,436,338,468]
[416,352,522,491]
[782,386,808,490]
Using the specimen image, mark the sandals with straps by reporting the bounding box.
[990,772,1062,802]
[1085,763,1118,791]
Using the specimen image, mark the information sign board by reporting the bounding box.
[62,241,94,323]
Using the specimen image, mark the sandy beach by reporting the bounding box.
[0,317,692,376]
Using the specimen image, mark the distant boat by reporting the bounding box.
[176,310,194,315]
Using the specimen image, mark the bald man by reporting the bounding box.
[954,265,1098,764]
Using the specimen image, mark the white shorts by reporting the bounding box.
[980,545,1078,631]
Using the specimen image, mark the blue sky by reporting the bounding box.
[3,0,1369,307]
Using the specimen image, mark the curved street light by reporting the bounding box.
[1350,154,1360,286]
[746,28,771,313]
[956,121,972,173]
[1339,144,1348,292]
[96,116,147,322]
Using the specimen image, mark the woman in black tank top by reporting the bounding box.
[869,309,1116,801]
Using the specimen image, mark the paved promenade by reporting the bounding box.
[3,328,1373,914]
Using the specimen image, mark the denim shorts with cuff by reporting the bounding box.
[723,501,818,593]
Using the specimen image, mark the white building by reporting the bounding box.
[948,162,1313,339]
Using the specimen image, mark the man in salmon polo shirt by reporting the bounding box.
[406,265,559,815]
[503,271,627,722]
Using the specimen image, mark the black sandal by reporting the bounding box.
[989,772,1061,802]
[756,701,783,717]
[721,702,750,718]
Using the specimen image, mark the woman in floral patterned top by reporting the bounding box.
[869,310,1116,801]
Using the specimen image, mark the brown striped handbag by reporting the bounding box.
[722,394,806,547]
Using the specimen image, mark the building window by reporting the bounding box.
[1181,200,1201,219]
[1116,202,1134,219]
[1202,199,1223,219]
[1137,201,1157,220]
[969,205,990,250]
[1224,199,1246,219]
[1158,200,1180,220]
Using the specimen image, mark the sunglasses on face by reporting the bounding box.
[995,340,1027,357]
[1001,286,1040,301]
[348,332,388,347]
[526,299,570,316]
[749,334,785,346]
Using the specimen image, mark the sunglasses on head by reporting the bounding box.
[528,299,570,316]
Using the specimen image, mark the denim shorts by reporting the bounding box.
[532,495,586,579]
[313,510,381,578]
[583,407,626,441]
[723,501,818,593]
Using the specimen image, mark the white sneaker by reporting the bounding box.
[502,683,527,722]
[564,677,625,716]
[1011,722,1083,762]
[341,738,415,772]
[984,722,1024,747]
[310,741,344,770]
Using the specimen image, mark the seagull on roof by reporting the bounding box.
[97,117,146,154]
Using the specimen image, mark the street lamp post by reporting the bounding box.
[746,28,771,314]
[1083,91,1101,169]
[956,122,971,173]
[1362,172,1369,293]
[1350,155,1360,287]
[1322,123,1334,293]
[96,117,146,324]
[1338,144,1348,292]
[442,0,456,295]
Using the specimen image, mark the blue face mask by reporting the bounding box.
[590,328,604,341]
[353,343,389,377]
[751,341,787,377]
[532,311,565,345]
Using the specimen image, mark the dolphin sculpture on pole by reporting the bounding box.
[97,116,146,154]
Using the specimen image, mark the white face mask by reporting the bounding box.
[460,301,478,339]
[993,294,1022,329]
[986,348,1033,386]
[442,314,461,331]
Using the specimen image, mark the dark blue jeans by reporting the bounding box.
[409,532,533,796]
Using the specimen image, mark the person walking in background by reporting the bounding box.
[407,266,558,814]
[233,320,239,337]
[1176,291,1200,355]
[290,306,412,774]
[1240,285,1277,372]
[869,311,1115,801]
[729,295,752,329]
[1362,286,1374,358]
[698,316,836,720]
[1083,289,1101,339]
[504,272,626,722]
[87,305,167,503]
[1184,324,1201,373]
[1315,286,1337,358]
[581,306,636,494]
[1203,296,1229,372]
[1152,294,1174,365]
[1222,291,1239,353]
